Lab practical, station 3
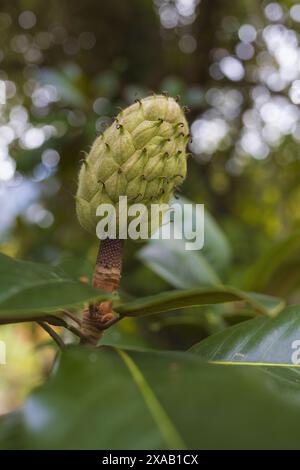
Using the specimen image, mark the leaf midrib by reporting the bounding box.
[117,348,186,450]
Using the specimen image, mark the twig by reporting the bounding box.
[99,314,122,330]
[62,310,81,326]
[64,323,88,341]
[0,313,89,343]
[37,321,65,349]
[47,315,87,342]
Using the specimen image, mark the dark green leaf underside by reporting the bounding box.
[115,287,284,318]
[0,253,110,318]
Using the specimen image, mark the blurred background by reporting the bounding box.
[1,0,300,413]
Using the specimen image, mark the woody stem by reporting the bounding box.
[80,238,124,345]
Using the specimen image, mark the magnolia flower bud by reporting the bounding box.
[76,94,189,235]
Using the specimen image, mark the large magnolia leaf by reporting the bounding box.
[115,287,284,318]
[138,240,221,288]
[2,346,300,449]
[54,255,94,282]
[190,305,300,365]
[138,197,231,288]
[0,253,111,319]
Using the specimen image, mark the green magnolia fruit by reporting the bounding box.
[76,94,189,235]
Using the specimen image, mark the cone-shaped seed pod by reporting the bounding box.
[76,94,189,236]
[77,95,189,345]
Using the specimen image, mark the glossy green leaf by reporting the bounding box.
[138,197,231,288]
[138,240,221,288]
[54,255,94,282]
[2,346,300,449]
[190,305,300,365]
[115,286,284,318]
[0,253,111,319]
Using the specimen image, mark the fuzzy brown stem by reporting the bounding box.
[80,238,124,345]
